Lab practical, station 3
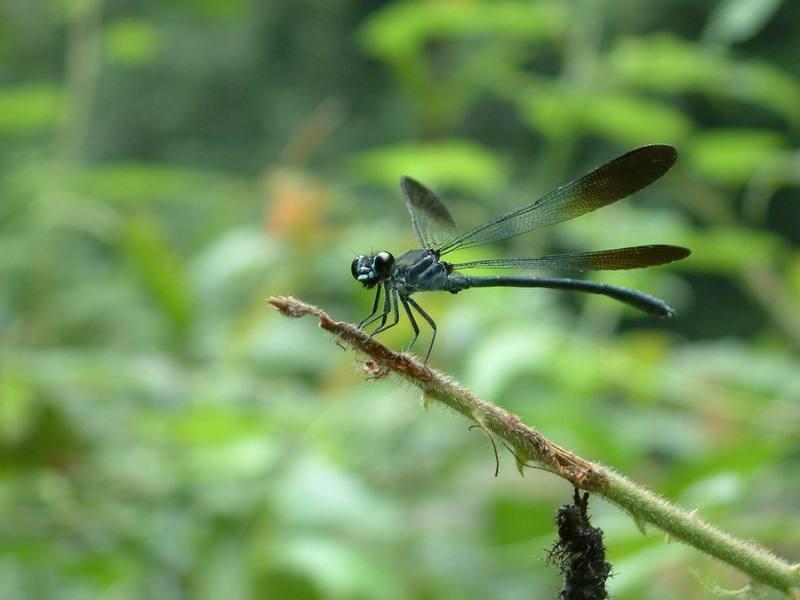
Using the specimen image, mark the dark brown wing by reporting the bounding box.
[399,176,458,249]
[437,145,677,255]
[451,244,690,271]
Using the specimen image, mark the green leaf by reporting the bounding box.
[104,19,160,65]
[733,61,800,125]
[680,226,784,272]
[671,341,800,403]
[516,84,576,138]
[76,163,248,204]
[359,0,567,60]
[281,536,403,600]
[518,85,691,144]
[610,35,727,93]
[0,84,63,134]
[172,0,249,20]
[610,34,800,123]
[687,129,787,185]
[490,496,555,544]
[703,0,782,44]
[581,93,691,145]
[142,406,262,446]
[610,545,693,596]
[121,213,195,340]
[196,537,249,600]
[0,371,36,445]
[350,140,507,193]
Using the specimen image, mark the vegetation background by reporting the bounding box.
[1,0,799,598]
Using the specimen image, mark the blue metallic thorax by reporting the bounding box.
[391,249,450,295]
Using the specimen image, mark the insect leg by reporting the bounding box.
[400,296,420,350]
[370,287,400,336]
[362,283,391,331]
[358,285,383,329]
[365,282,393,333]
[406,297,437,364]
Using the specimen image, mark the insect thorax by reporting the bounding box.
[392,249,449,294]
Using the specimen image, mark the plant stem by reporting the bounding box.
[268,295,800,597]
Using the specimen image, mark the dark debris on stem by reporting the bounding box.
[547,489,612,600]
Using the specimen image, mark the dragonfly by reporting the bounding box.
[351,144,690,363]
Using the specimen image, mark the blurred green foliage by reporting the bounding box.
[1,1,799,599]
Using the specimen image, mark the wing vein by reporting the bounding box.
[436,145,677,255]
[450,244,690,272]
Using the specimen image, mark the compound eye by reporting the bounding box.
[351,257,360,280]
[373,251,394,278]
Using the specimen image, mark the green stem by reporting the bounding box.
[59,0,105,166]
[268,295,800,597]
[602,469,798,594]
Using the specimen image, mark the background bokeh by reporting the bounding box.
[1,1,799,598]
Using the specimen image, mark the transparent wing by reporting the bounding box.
[400,176,457,249]
[450,244,690,272]
[436,145,677,255]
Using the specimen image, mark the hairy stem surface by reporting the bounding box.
[268,295,800,597]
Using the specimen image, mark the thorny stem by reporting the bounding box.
[268,296,800,597]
